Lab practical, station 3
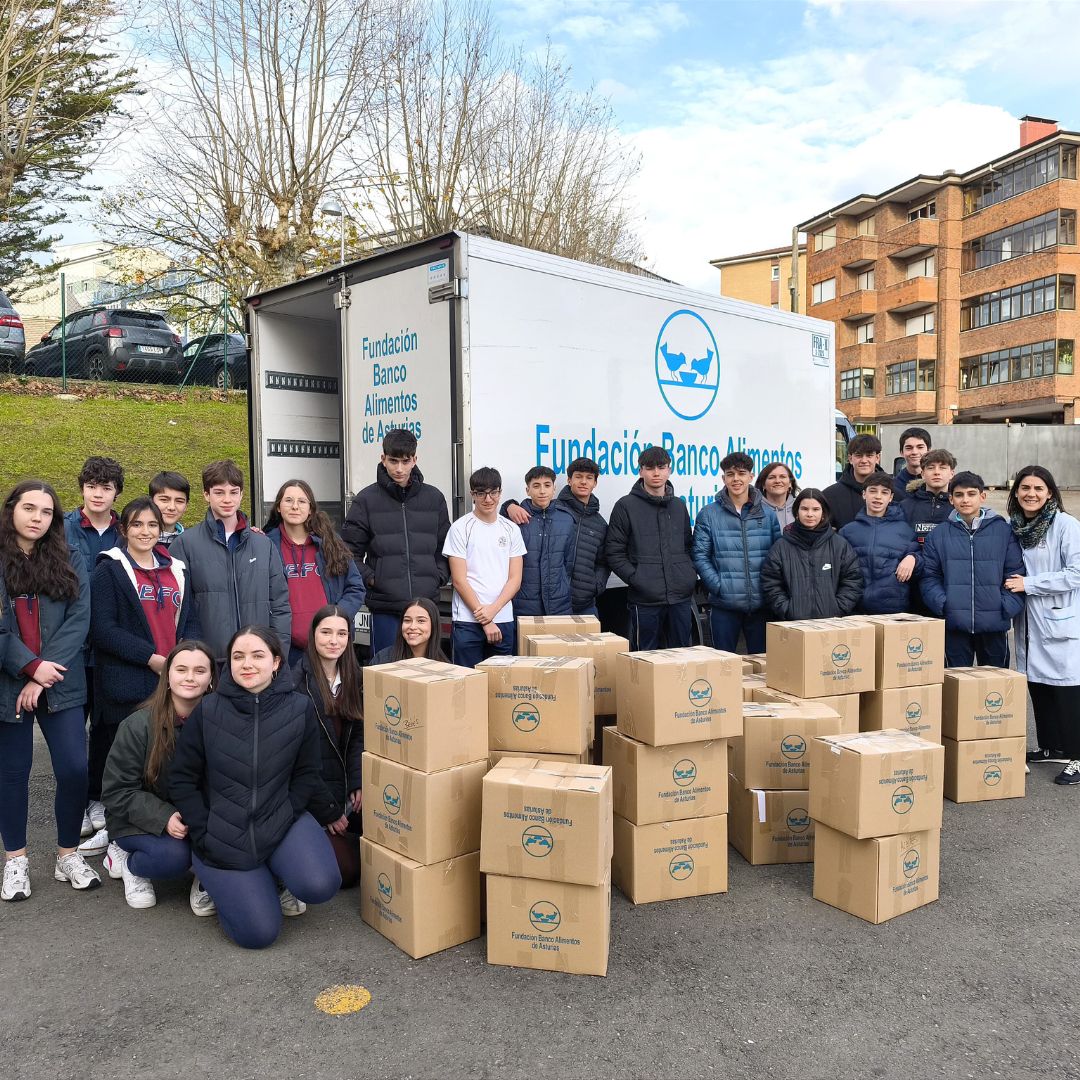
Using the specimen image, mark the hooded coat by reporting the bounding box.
[761,525,863,621]
[821,468,868,530]
[839,505,921,615]
[509,498,576,617]
[556,486,610,613]
[902,480,952,545]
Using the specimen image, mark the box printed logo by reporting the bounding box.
[512,702,541,733]
[780,734,807,760]
[906,637,924,659]
[382,784,401,816]
[830,644,851,668]
[529,901,561,932]
[904,702,923,728]
[891,784,914,814]
[668,853,695,881]
[902,848,920,879]
[984,692,1004,712]
[983,764,1003,786]
[383,695,402,726]
[688,679,713,708]
[786,808,811,833]
[521,825,554,858]
[672,758,698,787]
[377,873,393,902]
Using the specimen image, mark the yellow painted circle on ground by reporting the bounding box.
[314,985,372,1016]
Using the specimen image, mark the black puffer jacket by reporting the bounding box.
[821,468,867,530]
[341,464,450,615]
[761,525,863,621]
[292,654,363,826]
[556,486,610,613]
[605,480,696,606]
[167,665,321,870]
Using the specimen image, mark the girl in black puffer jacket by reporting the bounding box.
[762,489,863,621]
[168,626,340,948]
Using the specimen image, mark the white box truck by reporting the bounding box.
[245,232,846,642]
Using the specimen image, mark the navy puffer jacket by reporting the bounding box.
[556,487,609,613]
[902,481,951,546]
[919,509,1025,633]
[167,665,322,870]
[510,498,575,617]
[840,505,920,615]
[692,488,780,612]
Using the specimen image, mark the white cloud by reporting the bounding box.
[500,0,688,49]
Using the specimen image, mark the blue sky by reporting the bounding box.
[494,0,1079,288]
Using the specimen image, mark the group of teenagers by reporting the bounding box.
[2,424,1078,948]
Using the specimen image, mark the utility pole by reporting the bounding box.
[789,226,800,313]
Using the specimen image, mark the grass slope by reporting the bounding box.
[0,391,250,520]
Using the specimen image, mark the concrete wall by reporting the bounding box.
[880,424,1080,488]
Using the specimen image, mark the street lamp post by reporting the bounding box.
[322,201,346,265]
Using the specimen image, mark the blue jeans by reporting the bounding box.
[0,703,88,851]
[192,813,340,949]
[452,621,515,668]
[370,612,401,657]
[945,630,1009,668]
[628,602,693,651]
[710,607,767,654]
[116,833,192,879]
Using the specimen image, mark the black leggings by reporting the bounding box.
[1029,681,1080,758]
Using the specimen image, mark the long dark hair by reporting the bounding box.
[0,481,79,600]
[793,487,833,529]
[303,604,363,720]
[142,640,215,787]
[264,478,353,577]
[388,597,448,662]
[755,461,800,500]
[1007,465,1063,518]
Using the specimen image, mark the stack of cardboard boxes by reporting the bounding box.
[810,728,945,923]
[481,757,613,976]
[606,646,742,904]
[358,658,488,958]
[942,667,1027,802]
[729,619,874,865]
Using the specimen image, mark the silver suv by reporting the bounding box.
[0,289,26,372]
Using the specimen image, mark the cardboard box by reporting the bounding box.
[488,749,591,768]
[616,647,743,746]
[809,730,944,838]
[728,784,814,865]
[765,619,876,698]
[359,839,480,958]
[944,735,1026,802]
[861,684,942,744]
[742,674,768,701]
[486,872,610,976]
[813,823,940,924]
[364,658,488,773]
[612,814,728,904]
[751,686,860,733]
[856,614,945,688]
[942,668,1028,740]
[517,614,601,642]
[362,753,485,864]
[743,653,767,674]
[524,632,630,716]
[729,702,843,790]
[602,727,728,825]
[477,656,592,755]
[480,758,612,886]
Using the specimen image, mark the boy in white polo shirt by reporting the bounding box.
[443,467,526,667]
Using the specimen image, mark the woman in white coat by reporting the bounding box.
[1004,465,1080,786]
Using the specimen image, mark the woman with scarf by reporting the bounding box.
[1004,466,1080,786]
[761,488,863,621]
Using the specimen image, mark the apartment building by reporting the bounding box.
[800,116,1079,427]
[710,243,807,313]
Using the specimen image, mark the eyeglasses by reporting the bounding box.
[280,498,310,508]
[471,489,501,500]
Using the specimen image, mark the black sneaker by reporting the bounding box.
[1054,761,1080,786]
[1027,747,1068,764]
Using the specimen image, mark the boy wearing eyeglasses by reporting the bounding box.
[442,467,526,668]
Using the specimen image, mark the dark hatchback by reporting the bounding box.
[24,307,184,382]
[181,332,249,389]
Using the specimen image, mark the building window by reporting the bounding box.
[905,310,935,336]
[918,359,935,391]
[840,368,875,399]
[960,275,1073,331]
[856,320,875,344]
[962,210,1075,272]
[814,225,836,252]
[856,215,876,236]
[963,145,1076,215]
[811,278,836,305]
[856,267,875,291]
[907,199,936,221]
[906,254,935,279]
[960,338,1071,388]
[771,265,780,280]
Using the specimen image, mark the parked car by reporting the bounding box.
[23,307,184,382]
[181,332,249,389]
[0,289,26,373]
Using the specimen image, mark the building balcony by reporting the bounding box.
[882,217,938,260]
[838,342,877,366]
[877,333,937,365]
[833,290,879,322]
[883,276,937,313]
[874,390,937,422]
[837,235,877,269]
[837,397,878,423]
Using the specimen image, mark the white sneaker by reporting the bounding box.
[103,842,127,879]
[279,886,307,917]
[87,800,106,832]
[2,855,30,901]
[189,878,216,916]
[54,852,101,891]
[80,811,94,838]
[121,861,156,909]
[77,827,109,857]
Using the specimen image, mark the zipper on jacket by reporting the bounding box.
[968,527,976,634]
[400,504,414,598]
[249,694,260,857]
[739,512,752,605]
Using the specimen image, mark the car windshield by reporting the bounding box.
[112,311,170,329]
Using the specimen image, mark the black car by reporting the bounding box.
[0,289,26,372]
[24,307,184,382]
[181,333,248,389]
